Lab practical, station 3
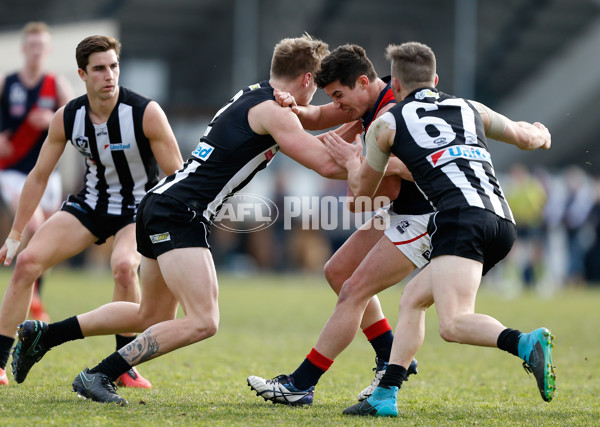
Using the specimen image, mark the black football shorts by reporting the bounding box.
[427,206,516,275]
[136,192,211,259]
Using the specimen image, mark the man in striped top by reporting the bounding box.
[0,35,183,389]
[324,41,555,416]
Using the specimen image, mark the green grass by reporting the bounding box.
[0,268,598,426]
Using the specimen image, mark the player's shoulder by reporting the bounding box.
[64,93,88,111]
[118,86,152,109]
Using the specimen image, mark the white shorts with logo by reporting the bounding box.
[375,207,432,268]
[0,170,62,213]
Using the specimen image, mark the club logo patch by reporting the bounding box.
[395,220,411,234]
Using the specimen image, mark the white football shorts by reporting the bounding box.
[375,207,432,268]
[0,169,62,213]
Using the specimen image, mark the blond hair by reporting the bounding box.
[22,21,50,38]
[270,33,329,80]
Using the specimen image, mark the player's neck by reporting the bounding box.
[87,87,120,124]
[19,65,44,88]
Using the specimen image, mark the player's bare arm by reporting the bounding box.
[143,101,184,175]
[250,100,355,179]
[0,108,68,265]
[471,100,551,151]
[274,89,350,130]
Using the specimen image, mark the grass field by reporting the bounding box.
[0,267,598,426]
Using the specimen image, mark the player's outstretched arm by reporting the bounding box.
[273,88,353,131]
[251,100,356,179]
[471,101,551,151]
[1,108,68,265]
[143,101,184,175]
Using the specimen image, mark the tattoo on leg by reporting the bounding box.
[119,327,161,365]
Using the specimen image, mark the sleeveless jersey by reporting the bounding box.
[387,88,514,222]
[0,73,59,172]
[63,87,158,216]
[151,81,279,223]
[361,77,432,215]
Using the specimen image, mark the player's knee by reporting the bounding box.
[189,315,219,342]
[338,276,370,305]
[13,249,45,283]
[323,258,344,294]
[438,320,459,343]
[111,257,139,286]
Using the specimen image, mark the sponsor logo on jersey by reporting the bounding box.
[395,220,411,234]
[422,249,431,260]
[105,143,131,151]
[96,129,108,137]
[150,232,171,244]
[427,145,491,167]
[192,142,215,161]
[414,89,439,100]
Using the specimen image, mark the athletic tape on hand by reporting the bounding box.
[5,238,20,261]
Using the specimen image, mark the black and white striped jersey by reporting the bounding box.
[150,81,279,223]
[386,88,514,223]
[63,87,158,216]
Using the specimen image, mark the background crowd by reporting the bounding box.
[1,1,599,292]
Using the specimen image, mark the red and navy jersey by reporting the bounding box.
[151,81,278,223]
[0,72,59,172]
[388,87,514,222]
[362,76,432,215]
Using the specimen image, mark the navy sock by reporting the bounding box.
[497,328,522,357]
[89,351,132,382]
[116,334,136,351]
[44,316,84,349]
[379,364,407,389]
[290,358,325,391]
[0,334,15,370]
[370,330,394,362]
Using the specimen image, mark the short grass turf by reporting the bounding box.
[0,268,598,426]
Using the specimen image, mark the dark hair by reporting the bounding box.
[75,35,121,71]
[314,44,377,89]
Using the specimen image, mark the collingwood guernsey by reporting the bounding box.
[63,87,159,216]
[151,81,279,223]
[385,88,514,223]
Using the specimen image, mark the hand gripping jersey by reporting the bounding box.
[151,81,279,223]
[63,87,159,216]
[361,77,432,216]
[386,88,514,222]
[0,73,59,172]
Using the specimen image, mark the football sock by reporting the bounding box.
[497,328,522,357]
[0,335,15,370]
[378,363,407,389]
[34,276,43,296]
[290,348,333,390]
[116,334,137,351]
[44,316,84,349]
[89,351,132,382]
[363,318,393,362]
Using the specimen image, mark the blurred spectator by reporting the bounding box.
[562,166,596,285]
[584,176,600,284]
[504,164,547,288]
